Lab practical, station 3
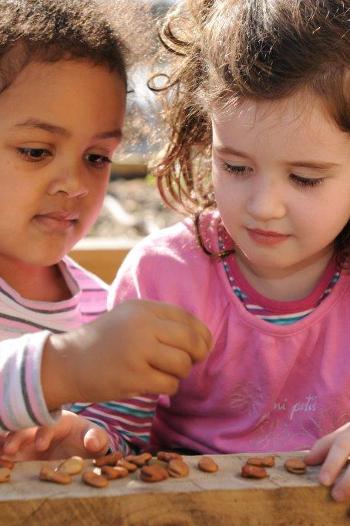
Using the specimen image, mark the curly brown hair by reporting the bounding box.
[0,0,138,92]
[155,0,350,264]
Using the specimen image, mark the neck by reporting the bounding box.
[235,248,335,302]
[0,258,71,302]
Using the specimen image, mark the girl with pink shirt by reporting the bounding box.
[104,0,350,502]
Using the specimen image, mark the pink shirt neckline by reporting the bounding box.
[227,254,338,314]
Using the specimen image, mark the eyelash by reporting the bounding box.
[223,163,251,176]
[18,147,51,161]
[17,148,112,169]
[289,175,323,187]
[85,154,112,169]
[222,162,324,188]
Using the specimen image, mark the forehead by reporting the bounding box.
[211,92,350,158]
[0,60,126,131]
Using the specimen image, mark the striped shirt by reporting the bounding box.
[218,225,340,325]
[0,256,108,432]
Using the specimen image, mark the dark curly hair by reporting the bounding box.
[0,0,134,91]
[155,0,350,265]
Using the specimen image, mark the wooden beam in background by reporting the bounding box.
[70,238,135,284]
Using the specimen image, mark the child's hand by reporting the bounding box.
[1,410,109,461]
[42,300,212,409]
[305,423,350,501]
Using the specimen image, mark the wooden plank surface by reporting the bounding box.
[0,453,349,525]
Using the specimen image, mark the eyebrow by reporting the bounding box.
[214,145,341,171]
[14,118,123,141]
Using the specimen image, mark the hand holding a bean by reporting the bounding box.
[305,422,350,501]
[0,410,109,461]
[41,300,212,410]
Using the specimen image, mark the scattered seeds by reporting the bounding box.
[58,456,83,475]
[284,458,307,475]
[167,459,190,478]
[39,465,72,485]
[82,470,109,488]
[241,464,269,479]
[0,467,11,483]
[246,456,275,468]
[198,456,219,473]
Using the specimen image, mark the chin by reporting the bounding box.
[25,247,70,267]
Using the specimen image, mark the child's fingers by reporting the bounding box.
[304,433,333,466]
[318,438,350,488]
[331,466,350,502]
[3,429,36,455]
[139,367,179,396]
[83,427,109,455]
[34,427,56,452]
[150,345,193,379]
[154,302,212,350]
[157,319,211,364]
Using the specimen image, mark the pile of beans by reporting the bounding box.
[0,453,307,488]
[39,451,219,488]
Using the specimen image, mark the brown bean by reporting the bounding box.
[39,466,72,485]
[167,458,190,478]
[58,456,83,475]
[93,451,122,467]
[246,456,275,468]
[82,470,109,488]
[284,458,306,474]
[157,451,183,462]
[241,463,268,479]
[125,452,152,467]
[140,464,169,483]
[117,458,138,472]
[0,458,15,470]
[101,465,129,480]
[167,459,190,478]
[0,467,11,483]
[198,456,219,473]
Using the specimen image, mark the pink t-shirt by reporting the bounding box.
[110,213,350,454]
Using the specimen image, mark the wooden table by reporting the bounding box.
[0,453,349,526]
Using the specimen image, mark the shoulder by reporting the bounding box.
[110,214,229,329]
[118,217,212,277]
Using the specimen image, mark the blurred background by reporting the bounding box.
[71,0,180,282]
[88,0,180,243]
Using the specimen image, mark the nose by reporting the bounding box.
[246,176,286,221]
[47,163,88,199]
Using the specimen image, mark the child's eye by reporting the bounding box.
[17,147,51,161]
[222,162,252,176]
[290,174,324,188]
[86,153,112,169]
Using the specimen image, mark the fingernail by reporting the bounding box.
[320,473,332,486]
[89,438,99,450]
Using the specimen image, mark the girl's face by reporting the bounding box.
[211,92,350,279]
[0,59,125,273]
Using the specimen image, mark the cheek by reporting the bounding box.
[83,179,108,219]
[213,175,242,214]
[295,200,350,242]
[88,172,109,196]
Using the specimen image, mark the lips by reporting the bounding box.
[246,227,290,246]
[37,211,79,221]
[33,210,79,233]
[248,228,288,238]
